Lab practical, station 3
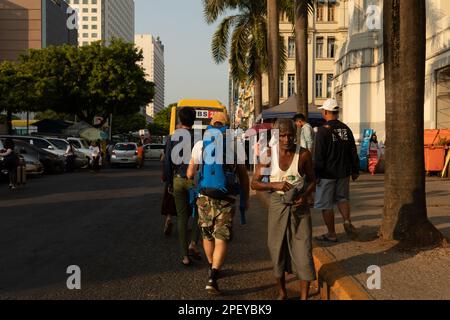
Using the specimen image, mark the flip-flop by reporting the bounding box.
[315,234,338,243]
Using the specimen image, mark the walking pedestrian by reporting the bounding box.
[164,108,201,266]
[187,112,249,295]
[252,119,316,300]
[368,133,380,176]
[314,99,360,242]
[65,142,76,173]
[0,138,18,190]
[293,113,315,154]
[90,141,102,172]
[161,139,176,236]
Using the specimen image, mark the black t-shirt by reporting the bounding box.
[314,120,360,179]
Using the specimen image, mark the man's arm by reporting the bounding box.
[251,149,293,193]
[349,130,360,179]
[314,128,327,178]
[186,158,198,180]
[305,125,315,151]
[295,150,316,207]
[163,138,173,185]
[236,164,250,209]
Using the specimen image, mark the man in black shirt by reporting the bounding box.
[314,99,360,242]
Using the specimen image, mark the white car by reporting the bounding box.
[110,142,140,168]
[144,144,165,160]
[67,137,93,161]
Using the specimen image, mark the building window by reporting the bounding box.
[288,37,295,59]
[316,37,324,58]
[288,74,296,97]
[280,77,285,98]
[316,74,323,98]
[317,3,324,22]
[327,74,333,98]
[328,37,335,58]
[328,1,336,22]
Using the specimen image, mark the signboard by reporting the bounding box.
[196,110,220,119]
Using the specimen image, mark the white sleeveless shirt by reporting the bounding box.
[270,145,304,195]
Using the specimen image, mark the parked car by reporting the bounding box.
[67,137,93,161]
[9,139,64,174]
[0,135,65,157]
[0,139,42,177]
[144,143,165,160]
[110,142,140,168]
[44,137,89,169]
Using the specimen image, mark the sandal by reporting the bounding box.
[315,234,338,243]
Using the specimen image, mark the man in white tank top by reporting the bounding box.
[252,119,317,300]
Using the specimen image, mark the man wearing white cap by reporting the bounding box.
[314,99,360,242]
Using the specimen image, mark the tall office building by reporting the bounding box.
[135,34,165,122]
[65,0,134,46]
[0,0,78,61]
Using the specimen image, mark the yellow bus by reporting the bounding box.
[169,99,228,134]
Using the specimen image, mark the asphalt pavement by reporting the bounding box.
[0,162,318,300]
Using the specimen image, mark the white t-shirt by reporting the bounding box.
[191,140,246,165]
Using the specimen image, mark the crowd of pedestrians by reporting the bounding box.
[160,98,360,299]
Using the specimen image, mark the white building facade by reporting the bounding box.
[65,0,135,46]
[334,0,450,140]
[135,34,165,122]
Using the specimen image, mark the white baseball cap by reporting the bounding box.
[319,98,340,112]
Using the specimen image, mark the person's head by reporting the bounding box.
[274,119,296,151]
[293,114,307,128]
[4,138,14,150]
[371,133,378,143]
[178,107,196,128]
[210,112,230,128]
[319,98,340,121]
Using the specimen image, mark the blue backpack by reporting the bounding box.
[198,125,239,200]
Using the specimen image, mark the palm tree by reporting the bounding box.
[267,0,279,108]
[381,0,444,247]
[279,0,314,117]
[294,0,314,118]
[203,0,286,118]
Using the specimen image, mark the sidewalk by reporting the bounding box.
[257,173,450,300]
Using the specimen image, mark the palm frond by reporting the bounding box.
[211,15,239,64]
[203,0,239,24]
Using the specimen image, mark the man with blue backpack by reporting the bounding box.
[187,112,249,295]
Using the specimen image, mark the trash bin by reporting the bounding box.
[424,146,447,172]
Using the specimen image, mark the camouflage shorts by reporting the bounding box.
[197,195,235,242]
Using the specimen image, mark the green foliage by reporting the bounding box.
[35,109,74,121]
[204,0,287,83]
[19,39,155,127]
[147,104,175,136]
[112,112,147,135]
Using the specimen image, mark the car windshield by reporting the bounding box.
[151,145,165,150]
[49,139,69,150]
[81,139,90,149]
[115,144,136,151]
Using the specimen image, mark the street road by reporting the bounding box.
[0,162,318,300]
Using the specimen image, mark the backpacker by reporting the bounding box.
[198,125,239,200]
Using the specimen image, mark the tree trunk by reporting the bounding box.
[267,0,280,108]
[6,109,13,135]
[295,0,309,118]
[254,72,263,120]
[381,0,444,247]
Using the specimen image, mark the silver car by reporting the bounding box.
[110,143,140,168]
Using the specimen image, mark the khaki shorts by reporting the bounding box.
[197,195,235,242]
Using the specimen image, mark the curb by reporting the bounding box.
[256,191,373,300]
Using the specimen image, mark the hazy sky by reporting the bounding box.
[135,0,229,107]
